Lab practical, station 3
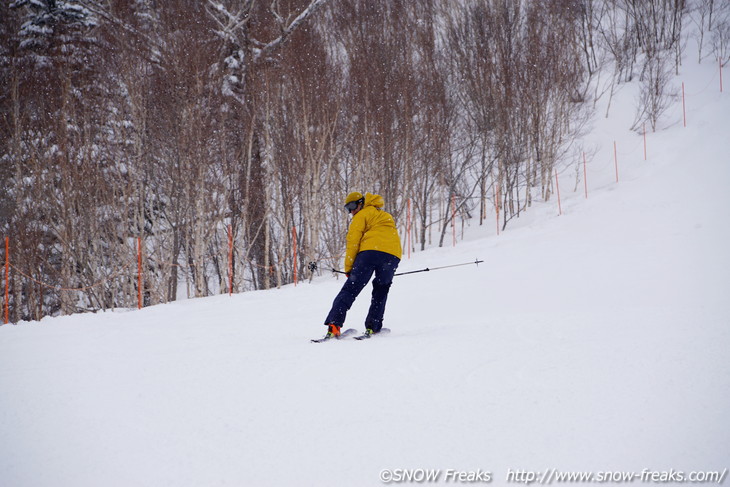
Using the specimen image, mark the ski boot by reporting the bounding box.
[354,328,375,340]
[311,323,342,343]
[325,323,341,339]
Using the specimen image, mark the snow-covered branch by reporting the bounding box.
[255,0,330,62]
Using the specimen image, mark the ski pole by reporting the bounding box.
[331,259,483,277]
[394,259,483,276]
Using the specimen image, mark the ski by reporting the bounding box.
[354,328,391,340]
[310,328,358,343]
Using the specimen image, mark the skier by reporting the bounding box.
[321,191,402,340]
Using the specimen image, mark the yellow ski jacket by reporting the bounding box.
[344,193,402,273]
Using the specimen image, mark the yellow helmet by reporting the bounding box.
[344,192,364,205]
[344,192,364,213]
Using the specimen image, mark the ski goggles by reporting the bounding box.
[344,201,360,213]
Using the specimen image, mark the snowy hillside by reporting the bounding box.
[2,56,729,487]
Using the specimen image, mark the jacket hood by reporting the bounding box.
[364,192,384,209]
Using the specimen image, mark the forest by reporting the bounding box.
[1,0,728,321]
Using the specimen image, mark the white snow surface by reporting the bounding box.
[1,63,729,486]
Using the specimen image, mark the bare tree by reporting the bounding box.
[690,0,716,61]
[633,52,675,131]
[205,0,333,290]
[710,4,730,64]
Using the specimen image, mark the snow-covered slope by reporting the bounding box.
[1,61,729,487]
